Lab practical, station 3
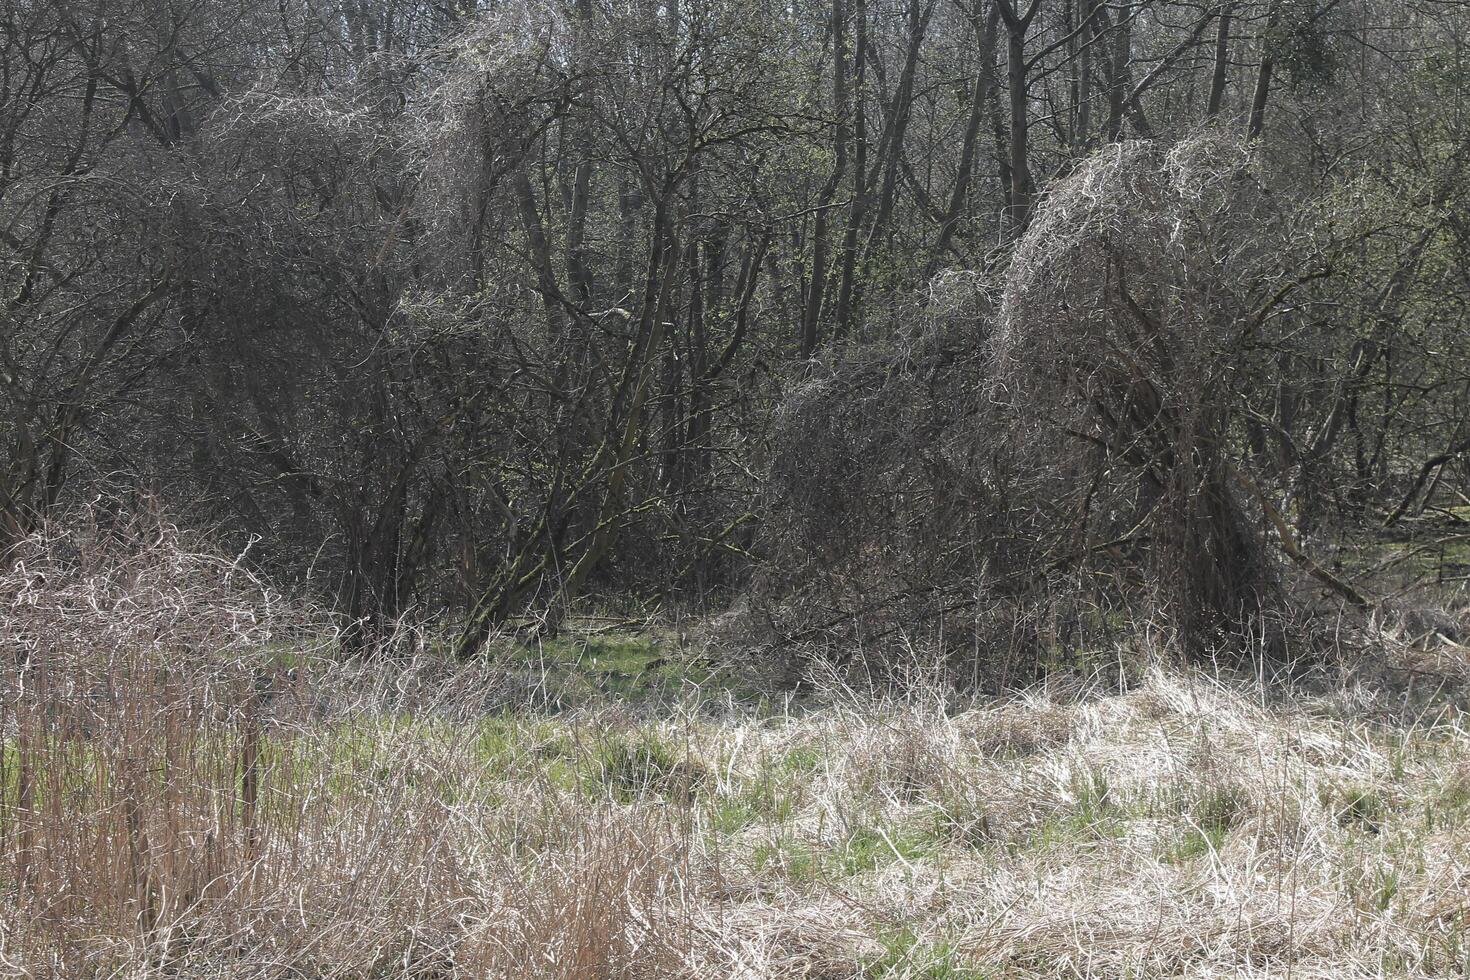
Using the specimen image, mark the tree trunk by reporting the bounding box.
[1207,2,1235,118]
[997,0,1038,233]
[931,1,1000,268]
[1246,2,1280,139]
[801,0,850,356]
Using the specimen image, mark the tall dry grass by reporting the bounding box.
[7,511,1470,978]
[0,515,709,978]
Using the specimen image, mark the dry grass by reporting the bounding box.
[6,518,1470,977]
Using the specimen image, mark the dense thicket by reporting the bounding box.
[5,0,1470,665]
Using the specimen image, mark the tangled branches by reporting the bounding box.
[757,136,1314,677]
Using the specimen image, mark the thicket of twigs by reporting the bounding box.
[751,135,1442,677]
[11,0,1470,658]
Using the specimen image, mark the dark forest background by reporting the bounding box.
[6,0,1470,671]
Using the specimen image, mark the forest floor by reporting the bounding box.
[13,623,1470,978]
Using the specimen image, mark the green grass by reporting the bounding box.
[1009,767,1129,854]
[1429,768,1470,831]
[583,730,710,803]
[707,775,800,833]
[1342,531,1470,585]
[1159,782,1250,864]
[480,630,740,707]
[1162,820,1228,864]
[1343,854,1407,916]
[748,821,938,884]
[751,835,824,883]
[779,743,826,775]
[929,796,992,849]
[833,823,937,876]
[708,793,764,833]
[864,928,991,978]
[1326,782,1387,833]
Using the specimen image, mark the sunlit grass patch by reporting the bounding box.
[833,822,939,876]
[751,834,825,884]
[928,791,994,850]
[706,776,800,833]
[1146,779,1252,863]
[746,819,937,884]
[476,628,741,707]
[865,928,992,978]
[581,729,710,803]
[1325,781,1388,833]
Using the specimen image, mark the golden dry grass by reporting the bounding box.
[6,521,1470,978]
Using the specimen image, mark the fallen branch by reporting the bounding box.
[1232,469,1372,609]
[1383,436,1470,528]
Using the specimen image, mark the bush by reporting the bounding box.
[753,136,1301,681]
